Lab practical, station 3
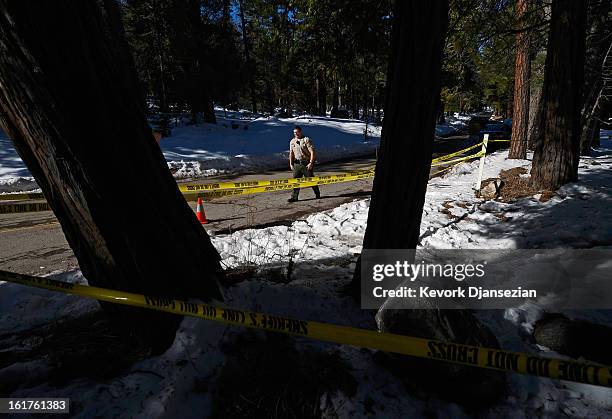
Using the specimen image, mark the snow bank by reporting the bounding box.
[211,139,612,268]
[0,114,379,192]
[0,131,37,193]
[162,115,380,178]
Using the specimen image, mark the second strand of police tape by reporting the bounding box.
[0,140,495,210]
[181,141,487,200]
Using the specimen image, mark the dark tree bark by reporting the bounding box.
[349,76,358,118]
[349,0,505,402]
[202,94,216,123]
[509,0,532,159]
[530,0,587,190]
[265,79,275,115]
[579,0,612,155]
[168,0,214,125]
[330,77,340,117]
[505,84,513,119]
[580,117,601,155]
[153,26,168,114]
[0,0,223,351]
[238,0,257,114]
[316,68,327,116]
[528,85,544,149]
[183,0,205,124]
[359,0,449,251]
[375,83,382,124]
[350,0,448,294]
[362,92,369,121]
[437,97,446,124]
[148,1,173,114]
[189,0,216,125]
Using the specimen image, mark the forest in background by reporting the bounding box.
[120,0,611,124]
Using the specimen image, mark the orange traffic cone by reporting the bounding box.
[196,197,208,224]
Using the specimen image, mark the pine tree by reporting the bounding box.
[350,1,448,291]
[0,0,224,352]
[579,0,612,155]
[509,0,532,159]
[530,0,587,190]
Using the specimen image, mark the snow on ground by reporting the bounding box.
[162,114,380,178]
[213,140,612,267]
[0,131,38,193]
[0,113,380,192]
[1,139,612,417]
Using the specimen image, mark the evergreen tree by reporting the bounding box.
[509,0,532,159]
[0,0,224,352]
[579,0,612,155]
[530,0,587,190]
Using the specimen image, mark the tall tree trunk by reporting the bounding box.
[0,0,223,351]
[156,50,168,113]
[437,97,446,124]
[531,0,587,190]
[188,0,204,122]
[509,0,532,159]
[238,0,257,113]
[505,86,513,119]
[330,77,339,117]
[202,93,216,123]
[316,67,327,116]
[350,77,358,118]
[185,0,216,125]
[579,0,612,156]
[349,0,504,402]
[580,117,600,155]
[150,4,169,114]
[351,1,448,290]
[528,85,544,149]
[265,78,275,115]
[527,81,542,149]
[374,82,382,124]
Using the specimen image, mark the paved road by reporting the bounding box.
[0,157,376,275]
[0,137,476,275]
[185,156,376,234]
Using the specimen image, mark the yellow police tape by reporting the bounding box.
[181,142,490,200]
[180,168,376,193]
[0,192,45,201]
[0,202,51,214]
[430,142,484,164]
[183,171,375,200]
[430,138,511,172]
[0,139,511,212]
[430,150,484,168]
[1,268,610,388]
[431,161,466,178]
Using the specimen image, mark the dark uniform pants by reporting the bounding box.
[292,162,320,200]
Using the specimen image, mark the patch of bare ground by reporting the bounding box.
[440,200,459,219]
[440,201,473,220]
[492,167,555,202]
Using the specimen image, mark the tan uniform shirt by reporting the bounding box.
[289,136,315,162]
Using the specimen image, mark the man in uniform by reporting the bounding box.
[288,126,321,202]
